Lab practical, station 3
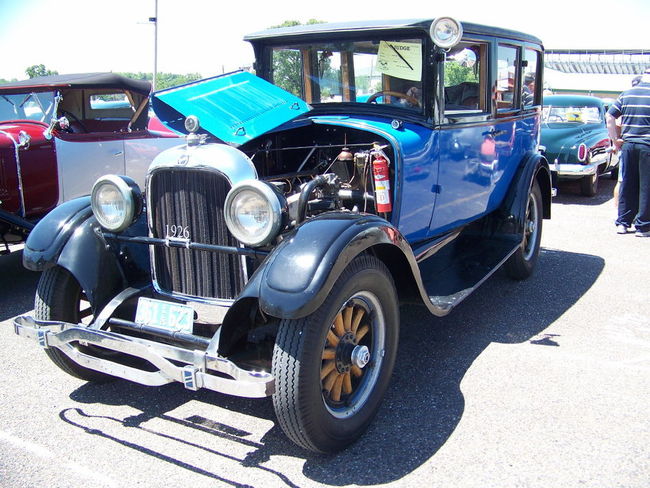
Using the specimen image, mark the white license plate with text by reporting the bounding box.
[134,297,194,334]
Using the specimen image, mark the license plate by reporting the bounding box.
[135,297,194,334]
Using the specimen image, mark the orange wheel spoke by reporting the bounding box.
[351,365,363,377]
[355,324,370,343]
[342,372,352,394]
[351,308,364,335]
[343,306,353,332]
[321,348,336,360]
[320,360,336,380]
[327,330,339,347]
[331,374,344,402]
[334,312,345,336]
[323,370,339,393]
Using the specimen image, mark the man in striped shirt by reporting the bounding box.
[606,68,650,237]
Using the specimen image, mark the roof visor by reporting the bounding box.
[151,71,311,146]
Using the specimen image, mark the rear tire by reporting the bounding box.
[504,180,543,280]
[35,266,114,382]
[271,254,399,452]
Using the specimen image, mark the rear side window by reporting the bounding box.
[522,49,540,108]
[496,45,518,111]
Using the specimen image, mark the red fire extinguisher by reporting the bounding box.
[372,152,392,213]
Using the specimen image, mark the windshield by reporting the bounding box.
[0,91,56,123]
[271,37,425,113]
[542,105,602,124]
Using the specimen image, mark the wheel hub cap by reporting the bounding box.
[351,345,370,369]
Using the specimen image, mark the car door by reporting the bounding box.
[54,136,126,202]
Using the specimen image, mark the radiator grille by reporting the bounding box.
[149,169,245,300]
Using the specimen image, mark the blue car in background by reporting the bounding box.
[14,18,551,452]
[540,94,619,196]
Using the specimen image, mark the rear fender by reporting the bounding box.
[499,151,551,235]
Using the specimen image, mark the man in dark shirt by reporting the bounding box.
[606,68,650,237]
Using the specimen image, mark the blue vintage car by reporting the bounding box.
[540,94,618,196]
[14,18,551,452]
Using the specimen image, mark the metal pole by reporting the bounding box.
[148,0,158,91]
[153,0,158,91]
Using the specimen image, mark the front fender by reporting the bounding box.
[243,212,417,320]
[23,196,125,312]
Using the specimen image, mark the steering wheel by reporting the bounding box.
[366,90,420,107]
[61,110,88,133]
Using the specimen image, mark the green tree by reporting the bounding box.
[444,62,478,86]
[118,72,203,91]
[25,64,59,78]
[270,19,325,97]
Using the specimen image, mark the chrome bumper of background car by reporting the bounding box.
[550,162,598,177]
[13,315,274,398]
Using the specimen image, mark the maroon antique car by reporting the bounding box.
[0,73,179,253]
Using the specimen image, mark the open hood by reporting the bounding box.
[151,71,311,147]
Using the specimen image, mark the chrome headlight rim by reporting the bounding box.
[91,175,142,233]
[224,180,285,247]
[430,17,463,50]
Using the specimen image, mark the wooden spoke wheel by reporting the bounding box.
[320,294,381,416]
[272,254,399,452]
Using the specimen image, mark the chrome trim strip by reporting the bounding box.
[0,129,27,218]
[13,315,274,398]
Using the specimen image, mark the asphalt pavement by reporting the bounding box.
[0,177,648,488]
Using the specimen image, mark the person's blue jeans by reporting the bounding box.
[616,142,650,232]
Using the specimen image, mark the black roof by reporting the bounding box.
[244,18,543,46]
[0,72,151,95]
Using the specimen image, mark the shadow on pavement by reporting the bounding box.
[61,247,604,486]
[553,176,616,206]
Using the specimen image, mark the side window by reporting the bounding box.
[496,45,518,110]
[87,92,134,119]
[444,42,487,113]
[522,49,540,108]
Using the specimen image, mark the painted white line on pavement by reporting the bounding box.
[0,429,118,487]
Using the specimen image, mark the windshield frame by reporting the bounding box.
[542,104,604,125]
[257,30,434,121]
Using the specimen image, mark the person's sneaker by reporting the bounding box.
[617,225,629,234]
[635,229,650,237]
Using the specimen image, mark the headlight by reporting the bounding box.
[91,175,142,232]
[224,180,285,247]
[430,17,463,50]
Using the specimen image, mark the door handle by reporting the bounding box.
[482,128,507,137]
[113,151,124,156]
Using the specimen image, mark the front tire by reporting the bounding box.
[504,180,543,280]
[271,254,399,452]
[35,266,113,382]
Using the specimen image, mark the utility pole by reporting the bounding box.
[148,0,158,91]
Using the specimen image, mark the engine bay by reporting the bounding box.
[239,123,396,223]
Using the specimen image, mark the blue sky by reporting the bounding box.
[0,0,648,81]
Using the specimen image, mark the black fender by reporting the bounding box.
[218,212,422,355]
[236,213,419,317]
[499,151,551,236]
[23,197,125,312]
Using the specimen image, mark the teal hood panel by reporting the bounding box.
[151,71,311,146]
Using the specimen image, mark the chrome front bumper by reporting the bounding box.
[13,315,274,398]
[550,162,598,178]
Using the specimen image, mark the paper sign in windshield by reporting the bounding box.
[377,41,422,82]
